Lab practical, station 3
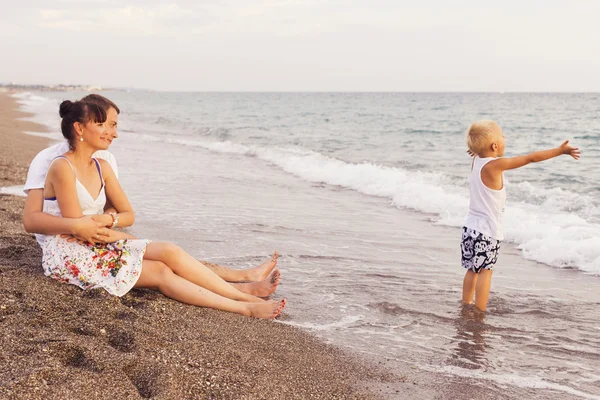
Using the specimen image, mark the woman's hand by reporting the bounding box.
[63,216,110,244]
[91,213,113,227]
[99,159,135,227]
[61,227,134,245]
[60,215,137,245]
[96,229,136,244]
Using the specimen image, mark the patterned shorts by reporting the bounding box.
[460,227,501,273]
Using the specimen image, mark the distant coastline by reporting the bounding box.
[0,83,123,93]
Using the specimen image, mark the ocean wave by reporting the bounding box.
[12,91,53,106]
[422,365,600,400]
[12,91,44,100]
[278,315,363,331]
[575,134,600,141]
[510,180,599,219]
[0,186,26,197]
[11,92,61,132]
[143,135,600,275]
[8,93,600,275]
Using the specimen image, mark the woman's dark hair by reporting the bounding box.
[80,93,121,114]
[59,100,107,149]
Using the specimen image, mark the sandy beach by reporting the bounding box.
[3,2,599,398]
[4,91,599,400]
[0,92,399,399]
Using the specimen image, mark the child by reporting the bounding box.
[461,120,580,311]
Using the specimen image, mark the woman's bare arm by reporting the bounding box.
[31,161,110,244]
[98,159,135,228]
[23,189,81,235]
[24,188,109,245]
[48,158,85,218]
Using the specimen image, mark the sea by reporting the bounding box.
[9,91,600,399]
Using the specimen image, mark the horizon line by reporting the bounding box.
[2,84,599,94]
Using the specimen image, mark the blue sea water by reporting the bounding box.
[19,91,600,273]
[13,91,600,399]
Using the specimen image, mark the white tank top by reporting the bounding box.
[37,156,106,247]
[464,156,507,240]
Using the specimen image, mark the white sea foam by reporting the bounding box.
[146,136,600,275]
[278,315,363,331]
[14,92,600,275]
[12,92,50,103]
[12,92,61,132]
[421,365,600,400]
[0,186,26,197]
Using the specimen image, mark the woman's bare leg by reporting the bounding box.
[230,269,281,297]
[202,252,279,282]
[123,232,277,282]
[143,242,265,303]
[134,260,286,319]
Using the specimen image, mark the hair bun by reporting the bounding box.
[59,100,74,118]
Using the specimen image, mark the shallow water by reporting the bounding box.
[15,91,600,399]
[17,91,600,274]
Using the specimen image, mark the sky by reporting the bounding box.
[1,0,599,92]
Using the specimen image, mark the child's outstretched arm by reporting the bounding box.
[489,140,580,172]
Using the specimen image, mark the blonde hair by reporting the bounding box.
[466,120,500,154]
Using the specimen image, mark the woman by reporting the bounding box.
[41,98,286,319]
[24,94,282,297]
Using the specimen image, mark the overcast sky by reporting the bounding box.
[1,0,599,92]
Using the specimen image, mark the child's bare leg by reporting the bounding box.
[134,260,286,319]
[474,269,493,312]
[143,242,265,303]
[202,252,279,282]
[462,270,478,304]
[230,269,281,297]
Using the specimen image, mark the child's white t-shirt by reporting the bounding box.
[23,141,119,194]
[464,156,506,240]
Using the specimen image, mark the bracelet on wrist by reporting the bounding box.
[108,212,119,228]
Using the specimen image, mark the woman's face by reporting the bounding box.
[104,107,119,143]
[77,107,119,151]
[80,120,110,150]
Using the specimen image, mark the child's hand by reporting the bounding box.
[560,140,581,160]
[467,149,475,157]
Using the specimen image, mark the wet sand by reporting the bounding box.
[0,92,51,187]
[109,93,600,399]
[0,93,399,399]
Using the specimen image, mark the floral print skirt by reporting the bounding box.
[42,235,150,297]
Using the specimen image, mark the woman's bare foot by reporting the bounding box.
[245,251,279,281]
[246,299,286,319]
[233,269,281,297]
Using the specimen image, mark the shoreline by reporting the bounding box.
[0,92,398,399]
[0,93,51,187]
[4,91,598,399]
